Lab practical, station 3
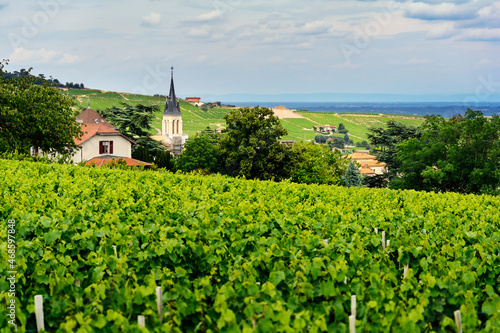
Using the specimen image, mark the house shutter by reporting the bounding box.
[110,141,114,154]
[99,141,103,154]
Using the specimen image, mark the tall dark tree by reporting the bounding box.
[218,106,289,180]
[367,120,421,179]
[0,61,82,155]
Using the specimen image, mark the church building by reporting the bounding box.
[161,67,187,154]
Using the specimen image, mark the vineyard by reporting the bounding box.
[0,159,499,332]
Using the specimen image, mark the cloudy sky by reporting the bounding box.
[1,0,500,100]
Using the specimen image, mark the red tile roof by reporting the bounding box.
[86,157,152,167]
[74,123,124,145]
[76,108,116,128]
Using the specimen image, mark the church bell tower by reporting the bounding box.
[161,67,183,138]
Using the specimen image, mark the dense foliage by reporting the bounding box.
[1,159,499,332]
[219,106,289,180]
[391,109,500,194]
[367,120,421,180]
[0,62,82,156]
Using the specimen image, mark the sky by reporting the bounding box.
[1,0,500,101]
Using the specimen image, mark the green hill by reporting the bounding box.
[68,88,425,142]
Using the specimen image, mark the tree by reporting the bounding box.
[288,141,348,185]
[344,133,350,143]
[100,103,162,154]
[0,61,82,155]
[391,109,500,194]
[338,123,345,131]
[343,160,362,187]
[177,134,221,173]
[218,106,288,180]
[315,134,327,144]
[367,120,421,179]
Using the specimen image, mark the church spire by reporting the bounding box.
[163,66,181,115]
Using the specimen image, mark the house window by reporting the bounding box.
[99,141,113,154]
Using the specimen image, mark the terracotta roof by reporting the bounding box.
[76,108,116,129]
[74,124,135,146]
[86,156,152,167]
[365,160,387,167]
[359,163,375,175]
[347,152,377,160]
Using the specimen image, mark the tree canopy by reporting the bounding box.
[0,62,82,156]
[392,109,500,194]
[219,106,289,180]
[367,120,421,179]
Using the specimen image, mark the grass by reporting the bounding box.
[67,88,426,143]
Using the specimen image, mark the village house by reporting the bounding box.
[72,107,151,167]
[345,152,386,176]
[186,96,203,107]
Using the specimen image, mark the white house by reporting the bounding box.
[72,107,150,166]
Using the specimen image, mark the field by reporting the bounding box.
[1,159,499,332]
[67,88,425,143]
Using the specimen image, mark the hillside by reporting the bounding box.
[68,88,425,142]
[1,159,499,331]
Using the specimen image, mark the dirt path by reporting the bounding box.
[119,93,130,101]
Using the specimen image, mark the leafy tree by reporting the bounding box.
[218,106,288,180]
[344,133,350,143]
[100,103,162,154]
[343,160,362,187]
[362,174,388,188]
[288,141,348,185]
[315,134,327,144]
[391,109,500,194]
[338,123,345,131]
[367,120,421,179]
[0,61,82,155]
[177,134,221,173]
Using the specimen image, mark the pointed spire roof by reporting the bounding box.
[163,66,182,115]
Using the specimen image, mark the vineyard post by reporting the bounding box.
[34,295,44,332]
[113,245,118,258]
[349,315,355,333]
[386,239,390,248]
[138,315,145,328]
[351,295,356,318]
[454,310,462,333]
[75,279,81,287]
[382,231,386,252]
[374,227,378,234]
[403,264,409,279]
[156,286,163,323]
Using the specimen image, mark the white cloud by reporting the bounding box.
[141,12,161,27]
[426,22,456,39]
[459,28,500,41]
[405,2,478,20]
[186,10,223,23]
[9,47,80,65]
[474,58,493,69]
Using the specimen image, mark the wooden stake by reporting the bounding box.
[138,315,145,328]
[34,295,45,332]
[349,315,356,333]
[382,231,386,252]
[344,276,348,285]
[454,310,462,333]
[156,286,163,323]
[386,240,390,247]
[374,227,378,234]
[403,264,409,279]
[113,245,118,258]
[351,295,356,318]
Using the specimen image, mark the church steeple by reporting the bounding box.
[163,66,181,115]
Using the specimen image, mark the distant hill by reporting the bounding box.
[65,88,425,143]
